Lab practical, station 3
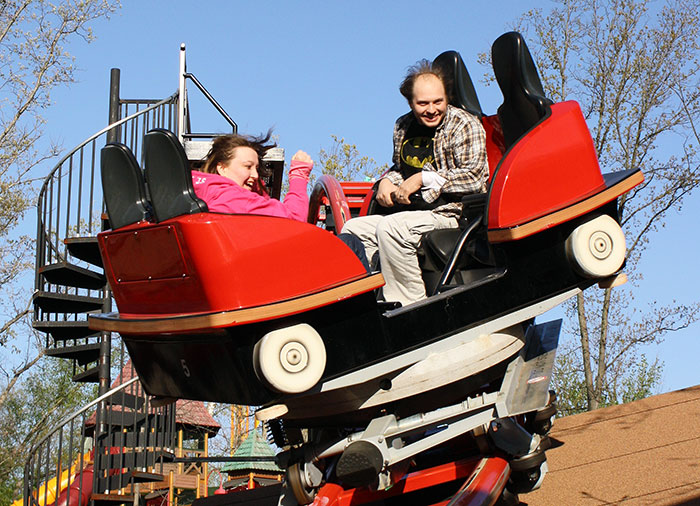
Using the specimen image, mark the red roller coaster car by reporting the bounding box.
[89,32,642,505]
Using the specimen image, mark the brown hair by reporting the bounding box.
[201,131,276,195]
[399,59,451,103]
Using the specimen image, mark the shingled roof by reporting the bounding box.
[85,361,221,437]
[222,430,281,474]
[526,384,700,505]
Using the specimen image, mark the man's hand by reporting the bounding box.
[391,172,423,205]
[376,178,398,207]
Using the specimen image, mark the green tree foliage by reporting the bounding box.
[515,0,700,412]
[317,135,388,183]
[0,358,97,504]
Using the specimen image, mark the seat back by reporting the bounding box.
[143,129,208,222]
[432,50,483,118]
[491,32,552,148]
[101,143,152,229]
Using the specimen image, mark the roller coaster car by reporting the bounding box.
[89,32,642,504]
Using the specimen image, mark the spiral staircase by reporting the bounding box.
[25,46,237,506]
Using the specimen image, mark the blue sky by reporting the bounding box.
[37,0,699,393]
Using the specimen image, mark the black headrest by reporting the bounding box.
[143,129,208,222]
[433,50,483,118]
[101,143,151,229]
[492,32,552,147]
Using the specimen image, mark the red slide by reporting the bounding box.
[51,465,93,506]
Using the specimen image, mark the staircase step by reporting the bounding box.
[143,490,167,501]
[106,391,146,410]
[39,261,106,290]
[101,473,133,495]
[98,450,174,470]
[32,320,99,341]
[92,493,134,505]
[65,236,102,267]
[100,409,157,428]
[33,291,104,314]
[72,365,100,383]
[45,343,101,365]
[97,431,170,448]
[131,471,165,483]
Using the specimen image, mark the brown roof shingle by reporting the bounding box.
[525,385,700,505]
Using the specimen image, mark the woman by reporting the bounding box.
[192,132,371,271]
[191,132,312,221]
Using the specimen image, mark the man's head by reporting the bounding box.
[399,60,450,128]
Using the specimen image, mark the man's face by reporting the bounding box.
[410,74,447,128]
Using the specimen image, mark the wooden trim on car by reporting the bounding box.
[89,273,384,335]
[488,170,643,243]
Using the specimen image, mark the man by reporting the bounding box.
[341,59,488,306]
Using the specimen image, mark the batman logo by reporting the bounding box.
[401,136,434,169]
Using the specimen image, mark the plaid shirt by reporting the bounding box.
[385,105,488,217]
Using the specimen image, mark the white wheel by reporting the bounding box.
[253,323,326,394]
[565,214,626,278]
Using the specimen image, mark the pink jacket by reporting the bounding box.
[191,160,311,222]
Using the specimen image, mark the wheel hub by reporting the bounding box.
[280,341,309,373]
[589,231,612,259]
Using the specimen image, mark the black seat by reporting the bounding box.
[432,50,483,118]
[420,52,489,290]
[101,143,152,230]
[491,32,553,148]
[143,129,208,223]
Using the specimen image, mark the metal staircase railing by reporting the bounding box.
[23,374,177,506]
[32,93,178,386]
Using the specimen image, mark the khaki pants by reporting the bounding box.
[341,211,458,306]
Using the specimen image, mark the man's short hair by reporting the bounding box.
[399,59,452,103]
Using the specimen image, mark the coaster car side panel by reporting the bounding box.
[488,168,642,242]
[338,181,374,218]
[487,101,605,232]
[98,213,369,317]
[118,291,385,406]
[89,274,384,334]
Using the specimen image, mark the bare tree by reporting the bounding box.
[517,0,700,411]
[0,0,119,397]
[0,0,119,500]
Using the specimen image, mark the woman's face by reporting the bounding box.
[216,146,259,190]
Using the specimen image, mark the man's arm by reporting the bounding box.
[375,114,413,207]
[376,178,399,207]
[423,111,488,202]
[391,172,423,204]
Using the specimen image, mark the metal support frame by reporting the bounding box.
[280,320,561,491]
[176,43,237,146]
[107,68,121,144]
[432,214,483,295]
[178,44,187,143]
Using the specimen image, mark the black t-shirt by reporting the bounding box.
[379,121,437,211]
[399,121,436,179]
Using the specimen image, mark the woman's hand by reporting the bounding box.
[292,150,313,163]
[376,178,398,207]
[391,172,423,205]
[289,150,313,181]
